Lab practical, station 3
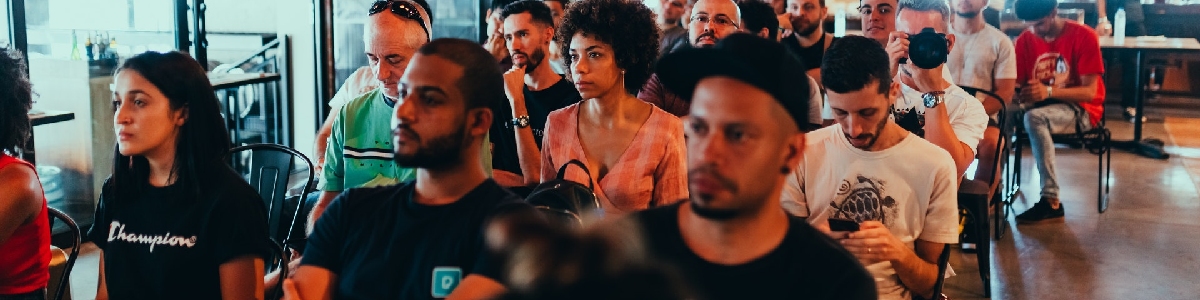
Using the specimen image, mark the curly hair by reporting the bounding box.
[557,0,660,94]
[0,48,33,155]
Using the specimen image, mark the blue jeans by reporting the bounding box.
[1023,103,1090,199]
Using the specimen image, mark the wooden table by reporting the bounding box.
[1100,36,1200,159]
[25,110,76,165]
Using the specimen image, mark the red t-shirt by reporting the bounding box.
[1015,21,1107,125]
[0,154,50,295]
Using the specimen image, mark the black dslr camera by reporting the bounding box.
[900,27,949,70]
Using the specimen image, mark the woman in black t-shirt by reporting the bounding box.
[87,51,273,300]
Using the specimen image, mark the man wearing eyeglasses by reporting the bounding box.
[637,0,742,117]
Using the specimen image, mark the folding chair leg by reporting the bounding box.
[974,195,992,297]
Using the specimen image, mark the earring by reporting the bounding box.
[780,166,790,174]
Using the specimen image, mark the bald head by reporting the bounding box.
[688,0,742,48]
[363,8,432,99]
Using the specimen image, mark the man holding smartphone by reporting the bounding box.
[782,36,959,300]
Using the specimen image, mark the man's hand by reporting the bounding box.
[486,33,508,62]
[838,221,909,264]
[1096,20,1113,36]
[1021,79,1049,103]
[503,65,527,106]
[886,31,910,76]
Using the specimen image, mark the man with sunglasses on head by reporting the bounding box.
[638,0,741,117]
[492,0,581,192]
[885,0,987,178]
[310,0,483,232]
[646,0,690,58]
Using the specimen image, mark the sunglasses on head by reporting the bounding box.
[369,0,430,38]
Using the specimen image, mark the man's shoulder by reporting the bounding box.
[628,203,682,233]
[337,182,413,211]
[806,126,840,146]
[898,134,956,167]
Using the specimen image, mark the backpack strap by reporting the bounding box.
[557,159,595,190]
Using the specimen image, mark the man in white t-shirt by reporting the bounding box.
[782,36,959,300]
[887,0,988,177]
[948,0,1015,187]
[948,0,1016,111]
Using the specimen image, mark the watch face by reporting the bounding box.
[923,93,941,108]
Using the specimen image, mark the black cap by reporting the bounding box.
[655,33,813,130]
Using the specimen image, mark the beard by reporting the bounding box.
[393,123,468,170]
[514,48,547,74]
[687,166,753,221]
[956,10,980,18]
[792,17,821,37]
[844,114,888,150]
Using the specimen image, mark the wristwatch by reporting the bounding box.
[922,91,945,109]
[511,115,531,128]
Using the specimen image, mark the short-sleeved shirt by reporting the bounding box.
[1015,21,1106,125]
[631,203,879,300]
[948,25,1018,93]
[328,66,379,111]
[781,125,960,300]
[319,89,495,191]
[540,103,688,215]
[490,76,581,176]
[87,167,274,300]
[301,179,530,299]
[893,83,989,155]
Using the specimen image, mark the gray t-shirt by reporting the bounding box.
[947,25,1017,92]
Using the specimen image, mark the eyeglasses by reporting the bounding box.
[369,0,430,38]
[690,14,739,29]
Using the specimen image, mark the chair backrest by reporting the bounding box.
[46,207,79,300]
[960,86,1008,197]
[228,143,315,245]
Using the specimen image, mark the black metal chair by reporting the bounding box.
[46,207,80,300]
[958,86,1012,240]
[228,143,315,246]
[228,143,312,300]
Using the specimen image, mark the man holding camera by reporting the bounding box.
[782,36,959,300]
[887,0,988,177]
[1011,0,1106,223]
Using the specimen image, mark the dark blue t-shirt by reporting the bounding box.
[631,203,878,300]
[302,179,529,299]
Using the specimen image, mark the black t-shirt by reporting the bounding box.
[631,203,878,300]
[302,179,531,299]
[781,32,839,72]
[86,167,274,300]
[490,76,581,176]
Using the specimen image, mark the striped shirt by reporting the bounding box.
[540,102,688,215]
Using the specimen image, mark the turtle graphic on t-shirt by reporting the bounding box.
[830,175,898,228]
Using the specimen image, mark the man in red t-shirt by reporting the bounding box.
[1012,0,1106,223]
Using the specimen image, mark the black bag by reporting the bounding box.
[526,160,601,227]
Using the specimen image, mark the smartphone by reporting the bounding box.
[828,218,860,232]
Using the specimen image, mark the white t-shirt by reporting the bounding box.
[328,66,380,111]
[806,75,823,126]
[894,83,989,155]
[780,125,960,300]
[948,25,1017,93]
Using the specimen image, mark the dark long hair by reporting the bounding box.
[0,48,33,156]
[108,51,231,202]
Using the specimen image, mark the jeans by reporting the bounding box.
[1024,103,1090,199]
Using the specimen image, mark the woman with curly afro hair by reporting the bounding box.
[0,48,52,300]
[540,0,688,215]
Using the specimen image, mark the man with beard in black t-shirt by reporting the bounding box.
[493,0,581,192]
[284,39,534,300]
[641,34,876,300]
